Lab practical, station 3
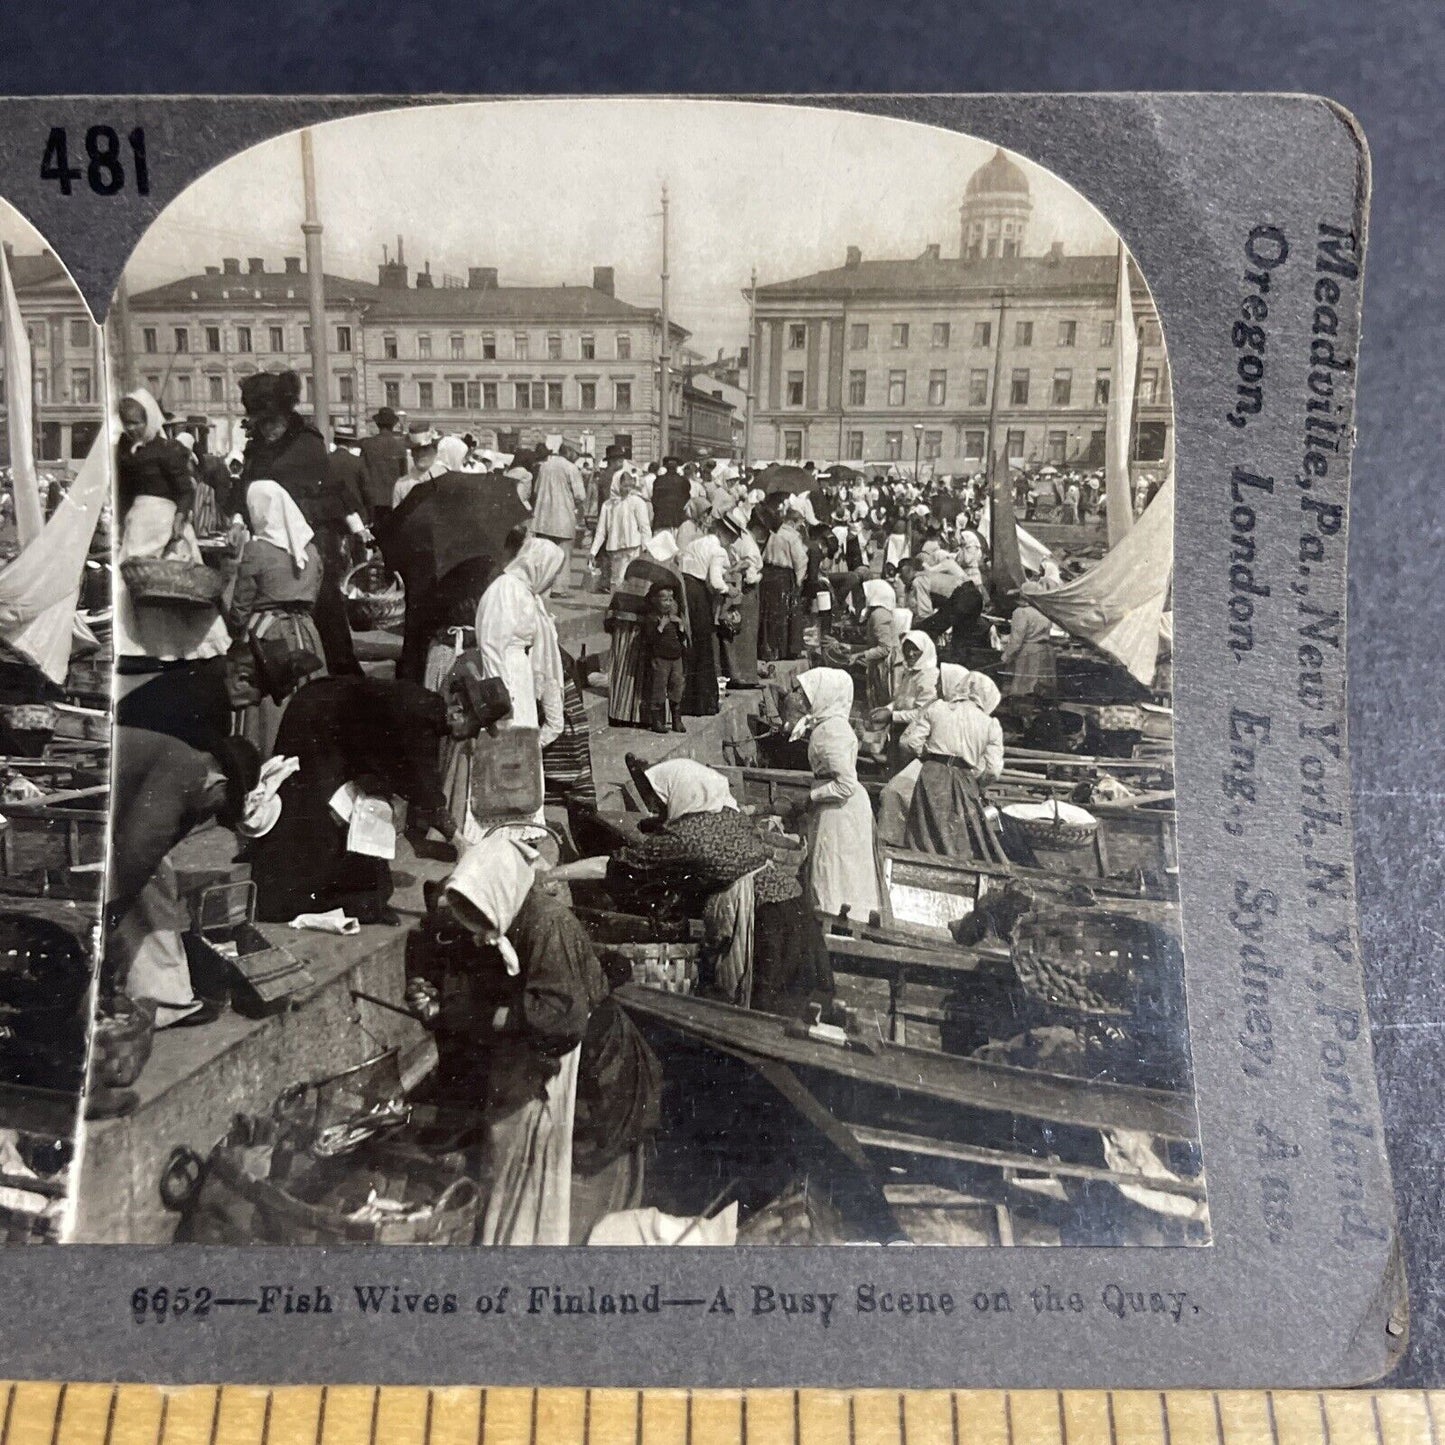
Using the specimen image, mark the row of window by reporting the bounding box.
[783,318,1162,353]
[0,367,93,405]
[377,378,635,413]
[789,426,1100,464]
[380,331,631,362]
[782,365,1162,409]
[18,318,94,352]
[139,324,636,363]
[142,323,354,356]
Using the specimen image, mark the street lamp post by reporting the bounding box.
[913,422,924,482]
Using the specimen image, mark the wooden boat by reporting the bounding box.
[617,983,1205,1244]
[716,763,1178,904]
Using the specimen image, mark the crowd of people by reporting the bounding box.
[103,358,1174,1244]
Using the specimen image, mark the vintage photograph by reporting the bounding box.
[77,99,1201,1249]
[0,202,111,1242]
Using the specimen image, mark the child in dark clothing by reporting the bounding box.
[644,585,689,734]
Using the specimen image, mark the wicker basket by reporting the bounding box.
[1002,798,1099,851]
[342,557,406,633]
[605,940,699,996]
[120,554,225,608]
[91,995,156,1089]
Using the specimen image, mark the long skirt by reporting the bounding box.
[312,525,362,677]
[236,609,327,758]
[902,756,1010,865]
[478,1045,579,1246]
[607,615,647,726]
[721,581,760,685]
[753,894,835,1019]
[701,871,758,1007]
[758,564,796,661]
[543,673,597,807]
[681,575,720,717]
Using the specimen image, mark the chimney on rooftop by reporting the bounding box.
[845,245,862,269]
[247,257,265,274]
[222,257,241,275]
[415,260,434,290]
[592,266,615,297]
[922,243,941,261]
[377,241,408,289]
[284,256,302,275]
[468,266,499,290]
[1047,241,1064,264]
[205,265,220,275]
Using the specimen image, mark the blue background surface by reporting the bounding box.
[0,0,1440,1386]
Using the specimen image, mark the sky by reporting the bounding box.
[119,99,1121,357]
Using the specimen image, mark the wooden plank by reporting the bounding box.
[617,984,1196,1139]
[851,1124,1207,1199]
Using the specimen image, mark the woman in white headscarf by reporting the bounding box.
[778,668,881,918]
[854,577,903,710]
[436,434,470,474]
[227,480,326,756]
[468,536,568,831]
[897,664,1007,863]
[433,831,660,1244]
[114,388,233,754]
[616,759,833,1015]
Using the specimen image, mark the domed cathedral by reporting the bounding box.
[960,147,1033,259]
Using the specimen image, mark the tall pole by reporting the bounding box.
[744,265,757,466]
[301,130,330,432]
[985,290,1008,466]
[111,274,135,394]
[658,182,670,461]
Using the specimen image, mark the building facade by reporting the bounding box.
[751,150,1172,475]
[361,262,687,464]
[0,248,104,466]
[118,256,377,453]
[120,250,692,465]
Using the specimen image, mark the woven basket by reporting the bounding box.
[606,941,699,996]
[91,996,156,1089]
[120,554,224,608]
[342,557,406,633]
[1002,798,1098,851]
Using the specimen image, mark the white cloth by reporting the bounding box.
[1023,477,1174,684]
[436,435,469,472]
[476,538,566,748]
[444,830,540,976]
[588,1203,739,1246]
[646,759,738,819]
[479,1043,579,1246]
[677,534,730,593]
[245,480,314,570]
[861,578,894,613]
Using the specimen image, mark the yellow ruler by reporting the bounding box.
[1,1385,1441,1445]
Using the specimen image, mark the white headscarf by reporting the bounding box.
[444,832,540,976]
[436,435,469,472]
[900,630,939,684]
[506,535,566,596]
[121,387,166,449]
[792,666,854,739]
[861,578,895,613]
[939,663,1002,715]
[645,759,738,821]
[245,480,314,570]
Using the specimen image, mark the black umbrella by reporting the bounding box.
[379,471,529,603]
[755,462,819,495]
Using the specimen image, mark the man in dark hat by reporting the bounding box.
[329,424,373,553]
[650,455,690,532]
[238,369,362,676]
[358,406,408,528]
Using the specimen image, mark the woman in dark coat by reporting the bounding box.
[247,676,468,923]
[239,370,362,677]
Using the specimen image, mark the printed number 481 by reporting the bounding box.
[41,126,149,196]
